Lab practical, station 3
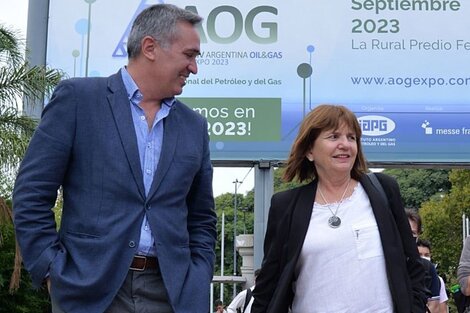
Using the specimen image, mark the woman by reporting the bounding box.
[252,104,428,313]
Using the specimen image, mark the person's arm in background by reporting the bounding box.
[226,289,247,313]
[426,262,441,313]
[437,276,448,313]
[458,236,470,295]
[426,299,439,313]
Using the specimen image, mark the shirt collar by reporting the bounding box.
[120,66,175,108]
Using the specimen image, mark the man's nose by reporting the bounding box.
[188,59,198,74]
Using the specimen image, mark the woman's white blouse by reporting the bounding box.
[291,184,394,313]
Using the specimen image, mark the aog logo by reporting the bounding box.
[358,115,395,136]
[113,5,277,58]
[186,5,278,44]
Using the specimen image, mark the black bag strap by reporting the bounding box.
[243,288,252,312]
[367,172,389,209]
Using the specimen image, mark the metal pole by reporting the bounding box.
[84,0,96,77]
[220,210,225,301]
[210,282,214,313]
[25,0,50,119]
[464,214,470,243]
[233,179,240,299]
[463,213,466,245]
[243,209,246,234]
[254,162,274,269]
[303,77,306,117]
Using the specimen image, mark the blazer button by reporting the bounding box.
[128,241,136,248]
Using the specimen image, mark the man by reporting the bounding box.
[13,4,216,313]
[214,299,227,313]
[406,209,440,313]
[227,269,260,313]
[417,239,449,313]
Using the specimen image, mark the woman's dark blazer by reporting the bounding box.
[252,173,428,313]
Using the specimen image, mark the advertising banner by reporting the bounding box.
[46,0,470,164]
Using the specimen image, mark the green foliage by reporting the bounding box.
[0,222,50,313]
[0,105,36,166]
[0,24,62,192]
[273,167,304,193]
[212,167,305,304]
[447,170,470,217]
[417,169,470,312]
[0,104,36,196]
[0,26,62,108]
[382,168,450,208]
[0,24,61,312]
[213,190,254,304]
[420,199,460,281]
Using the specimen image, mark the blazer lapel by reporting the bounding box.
[107,72,145,199]
[287,181,317,261]
[147,105,179,200]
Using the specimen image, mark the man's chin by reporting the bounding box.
[176,83,186,94]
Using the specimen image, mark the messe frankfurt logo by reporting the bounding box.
[421,120,433,135]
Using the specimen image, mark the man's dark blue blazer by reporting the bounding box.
[13,70,217,313]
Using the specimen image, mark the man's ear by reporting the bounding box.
[141,36,157,60]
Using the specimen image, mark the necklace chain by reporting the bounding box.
[318,179,351,218]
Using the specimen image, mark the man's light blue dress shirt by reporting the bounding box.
[121,67,174,256]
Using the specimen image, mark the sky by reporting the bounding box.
[0,0,255,196]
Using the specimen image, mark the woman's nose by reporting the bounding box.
[338,136,351,147]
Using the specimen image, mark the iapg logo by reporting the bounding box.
[358,115,396,136]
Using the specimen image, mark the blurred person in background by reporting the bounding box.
[227,269,260,313]
[407,209,441,313]
[417,239,448,313]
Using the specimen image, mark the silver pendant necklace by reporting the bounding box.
[318,179,351,228]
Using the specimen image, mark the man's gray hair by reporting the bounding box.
[127,4,202,59]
